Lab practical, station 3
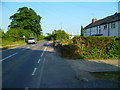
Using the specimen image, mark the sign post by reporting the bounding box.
[23,35,26,42]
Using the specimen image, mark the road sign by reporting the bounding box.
[23,35,26,38]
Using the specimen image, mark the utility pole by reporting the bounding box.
[60,22,62,30]
[118,1,120,12]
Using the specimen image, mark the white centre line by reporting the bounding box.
[0,52,18,62]
[41,47,47,57]
[37,59,41,63]
[32,68,37,76]
[36,58,46,88]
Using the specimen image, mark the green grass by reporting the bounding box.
[1,40,26,50]
[91,71,120,81]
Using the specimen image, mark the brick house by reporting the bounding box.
[84,12,120,37]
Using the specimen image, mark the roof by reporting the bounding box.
[84,12,120,30]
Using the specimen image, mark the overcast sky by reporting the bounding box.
[1,0,119,35]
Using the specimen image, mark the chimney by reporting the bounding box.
[115,12,119,15]
[92,18,97,23]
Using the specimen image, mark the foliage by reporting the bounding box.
[91,71,120,81]
[7,7,42,41]
[1,40,26,50]
[80,26,84,36]
[61,44,84,59]
[52,30,69,41]
[0,28,5,38]
[59,36,120,59]
[45,30,70,41]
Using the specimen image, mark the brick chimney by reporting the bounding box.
[115,12,119,15]
[92,18,97,23]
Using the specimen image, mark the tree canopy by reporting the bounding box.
[45,30,70,41]
[8,7,42,40]
[80,26,84,36]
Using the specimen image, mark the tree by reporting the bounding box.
[45,30,69,41]
[52,30,69,41]
[81,26,84,36]
[8,7,42,40]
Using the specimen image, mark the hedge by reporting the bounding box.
[60,36,120,59]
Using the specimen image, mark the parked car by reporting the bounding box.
[53,40,59,46]
[27,37,37,44]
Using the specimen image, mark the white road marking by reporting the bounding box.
[37,59,41,63]
[0,52,18,62]
[41,47,47,57]
[36,58,46,88]
[32,68,37,76]
[27,47,30,48]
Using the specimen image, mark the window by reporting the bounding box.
[96,26,98,34]
[111,22,115,29]
[99,26,101,33]
[84,30,86,33]
[104,24,107,30]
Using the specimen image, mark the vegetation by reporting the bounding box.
[1,40,26,50]
[80,26,84,36]
[56,36,120,59]
[7,7,43,41]
[45,30,70,41]
[91,71,120,81]
[1,7,44,50]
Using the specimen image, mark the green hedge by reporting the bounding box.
[61,36,120,59]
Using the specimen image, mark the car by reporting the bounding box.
[27,37,37,44]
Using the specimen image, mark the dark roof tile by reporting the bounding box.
[84,13,120,29]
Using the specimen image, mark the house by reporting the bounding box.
[84,12,120,37]
[69,33,75,39]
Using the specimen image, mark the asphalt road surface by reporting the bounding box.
[1,40,119,89]
[1,40,81,89]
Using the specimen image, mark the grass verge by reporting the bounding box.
[0,40,26,50]
[91,71,120,81]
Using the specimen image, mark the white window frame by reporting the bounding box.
[104,24,107,30]
[111,22,115,29]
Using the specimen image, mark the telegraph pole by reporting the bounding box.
[60,22,62,30]
[118,1,120,12]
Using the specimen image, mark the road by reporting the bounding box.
[1,40,119,89]
[1,40,82,89]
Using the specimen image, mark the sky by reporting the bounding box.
[0,0,119,35]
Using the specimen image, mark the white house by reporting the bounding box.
[84,12,120,37]
[69,33,75,39]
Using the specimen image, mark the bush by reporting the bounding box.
[60,36,120,59]
[61,44,84,59]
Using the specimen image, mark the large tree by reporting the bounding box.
[8,7,42,39]
[52,30,69,41]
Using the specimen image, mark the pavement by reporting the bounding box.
[45,42,120,88]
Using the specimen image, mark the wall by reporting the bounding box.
[84,21,120,36]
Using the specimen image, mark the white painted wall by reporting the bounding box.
[84,21,120,36]
[91,27,97,35]
[84,28,90,36]
[102,24,108,36]
[117,21,120,36]
[109,22,118,36]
